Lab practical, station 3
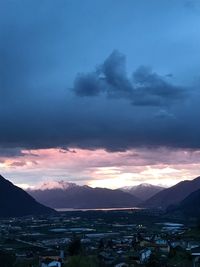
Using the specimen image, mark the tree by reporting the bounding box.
[0,250,16,267]
[98,239,104,250]
[146,253,160,267]
[65,255,99,267]
[68,238,82,256]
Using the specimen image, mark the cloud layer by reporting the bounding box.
[74,51,185,106]
[2,147,200,189]
[0,49,199,155]
[0,0,200,157]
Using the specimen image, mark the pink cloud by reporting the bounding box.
[0,147,200,189]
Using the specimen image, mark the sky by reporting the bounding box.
[1,0,200,189]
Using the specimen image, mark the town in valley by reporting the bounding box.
[0,208,200,267]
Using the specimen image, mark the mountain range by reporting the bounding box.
[121,183,164,201]
[27,177,200,215]
[27,181,140,209]
[0,175,55,217]
[142,176,200,209]
[27,177,200,211]
[167,188,200,218]
[1,174,200,217]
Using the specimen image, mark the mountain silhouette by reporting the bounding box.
[0,175,55,217]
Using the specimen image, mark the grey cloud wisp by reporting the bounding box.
[74,51,185,106]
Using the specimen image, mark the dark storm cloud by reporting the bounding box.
[0,147,39,158]
[0,148,26,158]
[74,51,132,98]
[74,51,185,106]
[0,86,199,154]
[0,0,68,102]
[0,49,198,154]
[0,0,200,155]
[132,66,186,106]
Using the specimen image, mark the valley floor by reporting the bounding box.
[0,209,199,267]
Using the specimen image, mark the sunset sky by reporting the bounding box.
[1,0,200,189]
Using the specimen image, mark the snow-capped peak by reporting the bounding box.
[29,180,78,191]
[137,183,154,188]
